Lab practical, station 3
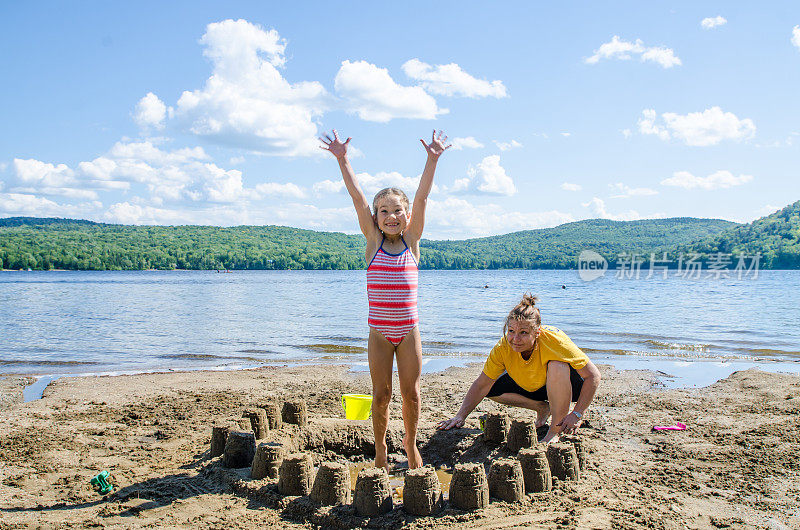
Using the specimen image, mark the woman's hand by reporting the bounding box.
[556,411,583,435]
[436,415,465,430]
[420,130,451,159]
[319,129,351,159]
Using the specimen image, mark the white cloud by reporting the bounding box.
[334,60,445,122]
[312,179,345,196]
[621,129,632,139]
[170,19,328,156]
[0,192,102,218]
[77,140,254,204]
[637,107,755,146]
[14,158,75,187]
[561,182,582,191]
[637,109,670,140]
[358,171,434,197]
[585,36,681,68]
[0,162,7,172]
[254,182,306,199]
[133,92,168,130]
[660,170,753,190]
[229,156,245,165]
[401,59,507,98]
[701,16,727,29]
[493,140,522,151]
[609,182,658,199]
[451,155,516,196]
[10,158,98,199]
[449,136,484,150]
[560,132,571,137]
[793,25,800,50]
[426,197,574,238]
[582,197,644,221]
[11,187,98,200]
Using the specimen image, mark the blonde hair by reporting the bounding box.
[503,293,541,336]
[372,187,410,215]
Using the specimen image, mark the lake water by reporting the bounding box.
[2,270,799,395]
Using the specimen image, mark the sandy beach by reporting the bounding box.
[1,363,799,529]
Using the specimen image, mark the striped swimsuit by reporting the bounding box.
[366,236,419,346]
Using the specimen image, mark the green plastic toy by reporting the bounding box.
[90,470,113,495]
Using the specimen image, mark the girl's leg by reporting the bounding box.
[540,361,571,443]
[487,393,551,427]
[395,326,423,469]
[368,327,395,471]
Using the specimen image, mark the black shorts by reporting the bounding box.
[486,365,584,403]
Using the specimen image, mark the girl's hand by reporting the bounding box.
[556,411,583,435]
[319,129,351,159]
[436,415,465,430]
[420,130,451,159]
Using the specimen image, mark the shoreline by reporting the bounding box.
[1,362,799,528]
[9,353,800,403]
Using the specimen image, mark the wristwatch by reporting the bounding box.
[571,410,583,419]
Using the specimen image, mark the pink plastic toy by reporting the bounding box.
[652,422,687,431]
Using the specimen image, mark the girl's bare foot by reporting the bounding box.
[403,435,423,469]
[374,441,389,473]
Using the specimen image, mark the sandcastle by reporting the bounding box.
[560,435,588,471]
[235,417,251,431]
[402,466,443,516]
[310,462,351,506]
[518,447,552,493]
[242,408,268,440]
[251,441,286,480]
[354,467,393,516]
[260,402,282,430]
[223,430,256,468]
[506,418,537,453]
[488,458,524,503]
[210,423,233,458]
[449,463,489,510]
[277,453,314,495]
[483,412,509,444]
[546,443,580,481]
[282,400,308,426]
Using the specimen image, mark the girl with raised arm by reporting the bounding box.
[320,129,450,470]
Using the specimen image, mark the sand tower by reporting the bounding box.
[488,458,524,503]
[448,463,489,510]
[546,443,580,481]
[310,462,351,506]
[518,447,552,492]
[402,466,443,516]
[251,441,287,480]
[282,400,308,426]
[483,412,509,444]
[242,408,268,440]
[277,453,314,495]
[354,467,393,516]
[222,430,256,468]
[506,418,537,452]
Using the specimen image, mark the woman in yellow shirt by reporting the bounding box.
[437,294,601,443]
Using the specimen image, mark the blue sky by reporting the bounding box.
[1,1,799,239]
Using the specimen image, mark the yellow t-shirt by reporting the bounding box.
[482,325,589,392]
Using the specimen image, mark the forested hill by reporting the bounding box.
[0,215,741,270]
[421,217,736,268]
[678,200,800,268]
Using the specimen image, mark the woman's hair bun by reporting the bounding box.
[520,293,538,307]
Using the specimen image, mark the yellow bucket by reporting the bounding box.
[342,394,373,420]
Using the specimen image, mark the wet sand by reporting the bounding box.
[1,364,799,529]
